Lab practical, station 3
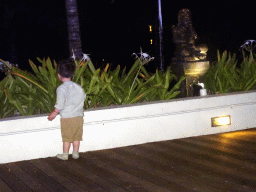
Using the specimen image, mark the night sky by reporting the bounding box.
[0,0,254,71]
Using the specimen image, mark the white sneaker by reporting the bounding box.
[72,151,79,159]
[56,153,68,160]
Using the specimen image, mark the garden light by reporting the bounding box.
[211,115,231,127]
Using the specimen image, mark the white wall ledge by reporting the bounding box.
[1,90,256,164]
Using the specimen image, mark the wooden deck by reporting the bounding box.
[1,128,256,192]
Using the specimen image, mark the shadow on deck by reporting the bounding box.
[1,128,256,191]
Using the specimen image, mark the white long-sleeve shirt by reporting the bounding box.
[54,81,86,118]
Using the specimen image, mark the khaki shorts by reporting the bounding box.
[60,116,83,142]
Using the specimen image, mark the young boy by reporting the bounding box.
[48,60,86,160]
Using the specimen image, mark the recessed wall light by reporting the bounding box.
[211,115,231,127]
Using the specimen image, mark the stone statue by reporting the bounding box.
[172,8,207,61]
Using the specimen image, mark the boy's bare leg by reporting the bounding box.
[72,141,80,159]
[63,142,71,153]
[73,141,80,152]
[56,142,70,160]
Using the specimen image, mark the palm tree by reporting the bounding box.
[65,0,83,59]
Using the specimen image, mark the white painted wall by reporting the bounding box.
[1,91,256,164]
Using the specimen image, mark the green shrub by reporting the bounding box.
[203,48,256,94]
[0,56,184,118]
[203,50,238,94]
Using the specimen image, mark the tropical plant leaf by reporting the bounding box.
[0,56,183,117]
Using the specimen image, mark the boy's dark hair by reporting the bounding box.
[57,60,76,78]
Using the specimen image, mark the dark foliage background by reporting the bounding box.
[0,0,254,72]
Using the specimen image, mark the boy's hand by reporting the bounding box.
[48,112,57,121]
[48,108,59,121]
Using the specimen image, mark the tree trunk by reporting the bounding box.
[65,0,83,59]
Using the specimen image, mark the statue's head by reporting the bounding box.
[178,8,192,27]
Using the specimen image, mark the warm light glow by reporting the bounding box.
[211,116,231,127]
[150,39,153,44]
[149,25,152,32]
[183,61,210,76]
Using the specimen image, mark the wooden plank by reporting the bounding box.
[73,153,151,192]
[84,149,195,192]
[4,162,49,192]
[116,141,255,192]
[194,133,256,160]
[196,134,256,153]
[150,138,256,190]
[0,164,33,192]
[174,137,252,163]
[16,160,69,192]
[167,138,256,171]
[197,135,256,156]
[112,145,223,192]
[79,152,171,192]
[56,157,128,192]
[161,138,256,179]
[217,129,256,142]
[157,139,255,182]
[42,157,105,192]
[0,177,14,192]
[110,147,210,191]
[182,137,256,162]
[30,158,88,192]
[208,130,256,143]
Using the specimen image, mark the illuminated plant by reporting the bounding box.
[240,40,256,54]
